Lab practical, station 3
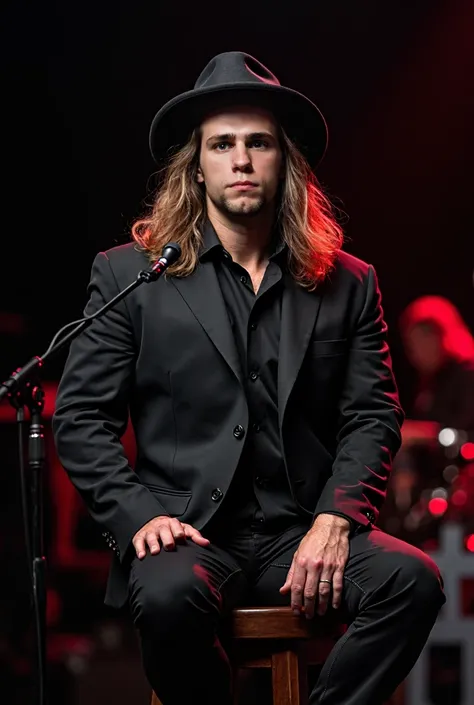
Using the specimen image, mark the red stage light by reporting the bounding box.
[466,534,474,553]
[428,497,448,516]
[451,490,468,506]
[460,442,474,461]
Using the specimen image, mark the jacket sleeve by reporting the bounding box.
[52,252,168,562]
[314,264,404,529]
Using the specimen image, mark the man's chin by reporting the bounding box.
[222,197,265,217]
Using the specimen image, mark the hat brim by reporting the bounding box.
[149,83,328,170]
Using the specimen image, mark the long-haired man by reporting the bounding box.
[53,52,445,705]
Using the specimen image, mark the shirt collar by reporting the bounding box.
[199,220,226,262]
[199,220,287,265]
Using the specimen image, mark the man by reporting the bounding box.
[52,52,445,705]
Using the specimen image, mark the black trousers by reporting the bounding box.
[128,522,445,705]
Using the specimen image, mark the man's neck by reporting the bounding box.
[207,209,275,272]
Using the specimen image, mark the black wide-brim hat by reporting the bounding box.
[149,51,328,170]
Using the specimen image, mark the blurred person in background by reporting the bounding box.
[400,295,474,437]
[381,295,474,540]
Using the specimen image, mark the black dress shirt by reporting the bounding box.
[200,221,303,533]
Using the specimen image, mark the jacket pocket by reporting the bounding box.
[309,338,348,357]
[145,484,192,517]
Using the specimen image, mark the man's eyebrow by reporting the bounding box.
[206,133,235,145]
[247,131,276,141]
[205,131,276,145]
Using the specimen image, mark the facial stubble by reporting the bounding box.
[212,192,266,218]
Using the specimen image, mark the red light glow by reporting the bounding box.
[460,442,474,461]
[428,497,448,516]
[451,490,468,506]
[466,534,474,553]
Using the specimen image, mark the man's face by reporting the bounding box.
[197,106,283,218]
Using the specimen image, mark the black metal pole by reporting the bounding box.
[29,395,47,705]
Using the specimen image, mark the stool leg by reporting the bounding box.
[271,650,308,705]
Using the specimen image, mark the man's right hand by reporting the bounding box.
[132,516,210,559]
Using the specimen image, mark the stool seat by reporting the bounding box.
[231,606,333,639]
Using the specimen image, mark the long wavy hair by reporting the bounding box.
[132,126,344,289]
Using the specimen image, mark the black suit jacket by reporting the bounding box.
[52,243,403,607]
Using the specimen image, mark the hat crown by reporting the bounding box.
[194,51,281,91]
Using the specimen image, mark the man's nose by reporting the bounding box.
[232,145,252,171]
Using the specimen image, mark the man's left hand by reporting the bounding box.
[279,514,350,618]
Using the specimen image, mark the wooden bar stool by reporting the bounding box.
[150,606,405,705]
[151,605,343,705]
[228,606,343,705]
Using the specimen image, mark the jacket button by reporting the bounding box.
[211,488,223,502]
[233,424,245,439]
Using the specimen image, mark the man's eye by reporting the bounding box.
[214,142,231,150]
[250,140,268,148]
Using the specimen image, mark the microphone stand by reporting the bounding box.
[0,243,181,705]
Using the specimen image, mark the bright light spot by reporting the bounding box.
[438,428,457,447]
[460,442,474,461]
[466,534,474,552]
[428,497,448,516]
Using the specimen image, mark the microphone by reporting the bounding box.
[140,242,182,283]
[161,242,182,265]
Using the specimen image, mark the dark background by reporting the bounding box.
[1,1,474,703]
[3,0,474,399]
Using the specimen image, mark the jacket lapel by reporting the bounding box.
[278,275,323,427]
[171,261,244,385]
